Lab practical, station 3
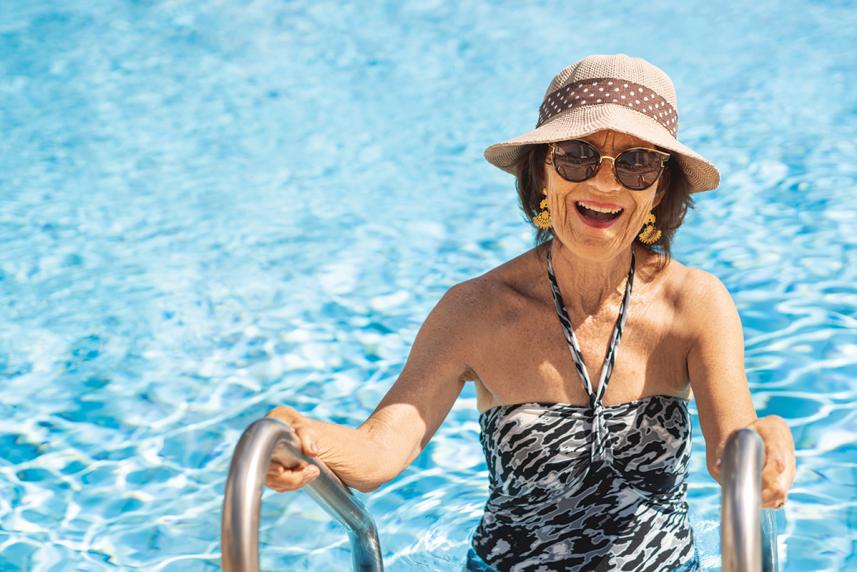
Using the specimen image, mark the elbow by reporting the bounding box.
[354,481,382,494]
[707,462,722,485]
[352,460,406,493]
[353,421,412,494]
[358,464,401,493]
[341,454,395,494]
[706,449,724,484]
[349,475,388,494]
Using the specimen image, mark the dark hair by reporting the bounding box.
[512,144,695,272]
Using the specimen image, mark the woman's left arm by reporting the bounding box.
[686,269,797,509]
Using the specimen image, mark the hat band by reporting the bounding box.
[537,77,678,137]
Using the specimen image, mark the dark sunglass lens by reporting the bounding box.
[553,140,599,181]
[615,149,664,189]
[555,140,598,160]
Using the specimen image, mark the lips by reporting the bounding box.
[575,201,624,229]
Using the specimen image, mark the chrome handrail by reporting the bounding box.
[221,417,384,571]
[720,427,779,572]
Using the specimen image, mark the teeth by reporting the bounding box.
[577,201,623,214]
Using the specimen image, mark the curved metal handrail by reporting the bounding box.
[221,417,384,571]
[720,427,779,572]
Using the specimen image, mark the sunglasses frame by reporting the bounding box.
[546,140,672,191]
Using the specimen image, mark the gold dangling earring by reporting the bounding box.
[532,187,552,229]
[638,212,662,244]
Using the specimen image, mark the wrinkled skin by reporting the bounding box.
[545,129,796,509]
[542,129,666,263]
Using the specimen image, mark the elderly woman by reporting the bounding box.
[265,54,797,571]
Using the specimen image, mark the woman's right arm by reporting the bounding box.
[266,280,485,494]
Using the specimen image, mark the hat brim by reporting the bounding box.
[484,104,720,193]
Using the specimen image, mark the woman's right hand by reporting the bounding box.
[264,406,322,493]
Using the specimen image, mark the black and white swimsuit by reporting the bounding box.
[465,242,701,571]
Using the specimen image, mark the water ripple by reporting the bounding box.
[0,0,855,570]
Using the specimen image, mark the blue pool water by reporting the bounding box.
[1,1,855,570]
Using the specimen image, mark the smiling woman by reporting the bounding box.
[266,53,797,572]
[465,53,795,570]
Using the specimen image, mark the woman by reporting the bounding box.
[265,54,797,571]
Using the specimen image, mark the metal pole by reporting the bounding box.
[720,427,779,572]
[221,417,384,571]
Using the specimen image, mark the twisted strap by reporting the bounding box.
[546,241,636,463]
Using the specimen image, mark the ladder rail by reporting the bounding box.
[720,427,779,572]
[221,417,384,572]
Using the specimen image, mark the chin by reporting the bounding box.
[565,230,633,251]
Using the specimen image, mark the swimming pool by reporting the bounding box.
[0,0,854,570]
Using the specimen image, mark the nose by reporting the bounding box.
[589,156,621,190]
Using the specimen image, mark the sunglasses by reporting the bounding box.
[546,140,671,191]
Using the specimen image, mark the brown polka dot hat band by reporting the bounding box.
[484,54,721,194]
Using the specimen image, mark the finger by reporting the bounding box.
[267,462,292,480]
[265,477,288,493]
[762,498,786,510]
[763,453,795,492]
[766,451,785,472]
[761,478,788,507]
[302,464,320,483]
[269,458,306,474]
[762,451,783,481]
[761,491,787,509]
[284,463,320,484]
[266,471,299,490]
[268,460,287,472]
[266,467,311,491]
[266,475,292,492]
[294,426,320,457]
[266,405,297,421]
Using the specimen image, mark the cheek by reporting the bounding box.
[548,176,585,214]
[624,197,656,235]
[553,193,579,224]
[632,192,658,217]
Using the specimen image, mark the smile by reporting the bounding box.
[575,201,624,229]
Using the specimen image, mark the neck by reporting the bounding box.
[549,239,634,317]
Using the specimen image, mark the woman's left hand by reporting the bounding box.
[741,415,797,509]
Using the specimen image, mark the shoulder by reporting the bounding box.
[680,267,737,320]
[437,278,494,325]
[643,252,730,312]
[422,274,516,384]
[637,256,740,347]
[440,245,545,328]
[675,266,744,354]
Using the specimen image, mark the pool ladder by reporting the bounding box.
[220,417,384,571]
[221,418,777,571]
[720,428,780,572]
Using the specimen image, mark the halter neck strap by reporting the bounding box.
[545,241,636,408]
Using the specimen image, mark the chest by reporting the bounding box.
[470,285,696,412]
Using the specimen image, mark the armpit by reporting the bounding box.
[457,367,479,383]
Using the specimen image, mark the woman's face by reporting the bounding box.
[542,129,667,259]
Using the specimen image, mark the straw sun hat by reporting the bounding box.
[484,54,720,194]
